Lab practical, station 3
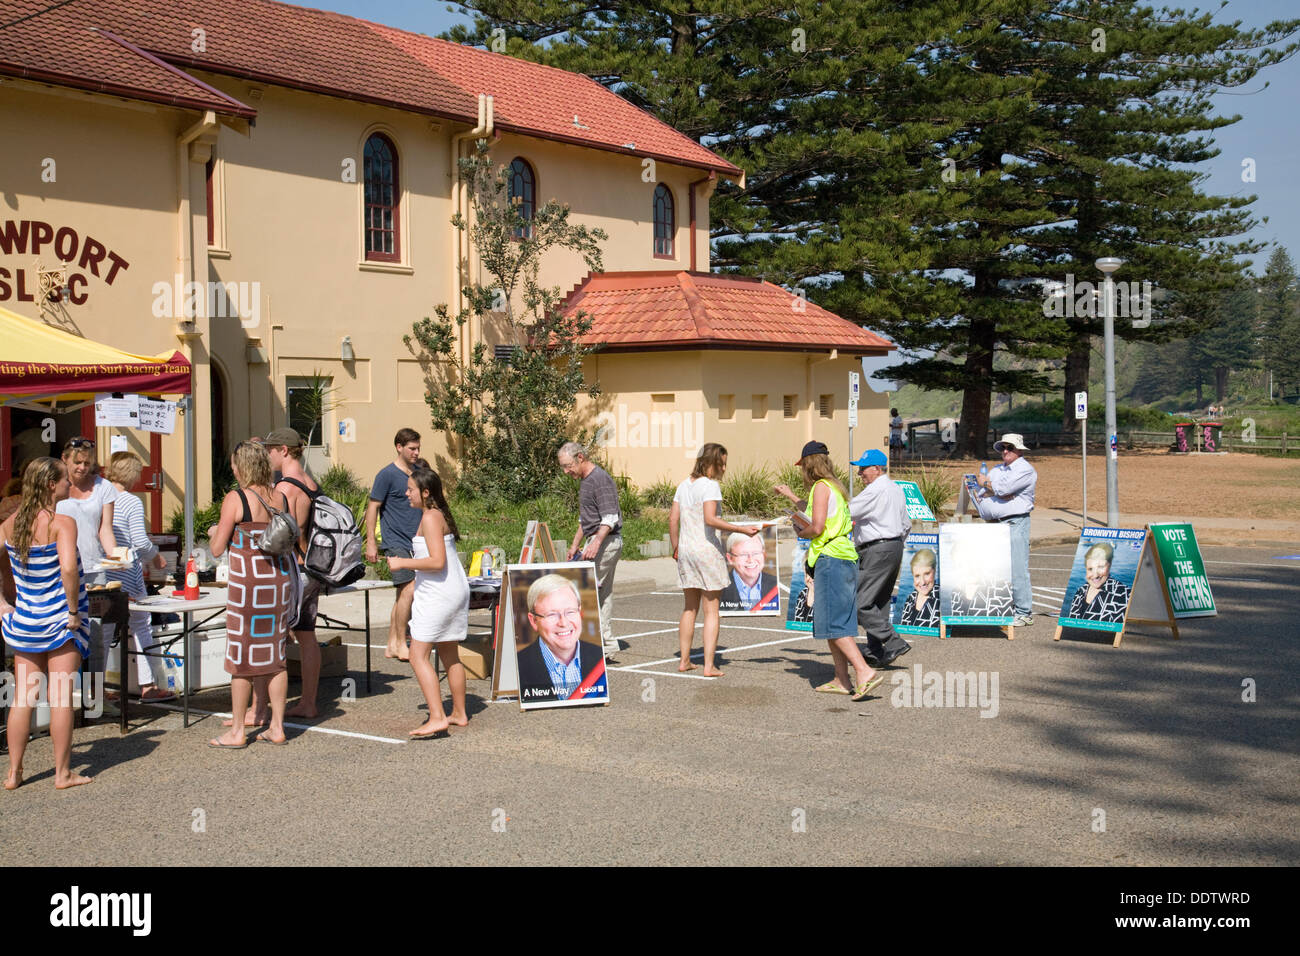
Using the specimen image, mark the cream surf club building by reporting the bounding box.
[0,0,892,525]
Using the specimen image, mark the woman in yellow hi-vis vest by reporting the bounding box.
[775,442,883,701]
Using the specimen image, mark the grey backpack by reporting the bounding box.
[279,477,366,587]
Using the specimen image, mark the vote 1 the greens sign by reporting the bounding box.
[895,480,936,521]
[1149,523,1216,618]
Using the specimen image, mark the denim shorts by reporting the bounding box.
[812,555,858,640]
[386,546,415,586]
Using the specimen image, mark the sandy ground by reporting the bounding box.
[899,449,1300,521]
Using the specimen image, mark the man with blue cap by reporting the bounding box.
[848,448,912,666]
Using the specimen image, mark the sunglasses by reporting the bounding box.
[64,438,95,450]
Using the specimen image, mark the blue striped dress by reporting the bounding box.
[1,541,91,657]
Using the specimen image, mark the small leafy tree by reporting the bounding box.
[405,141,607,501]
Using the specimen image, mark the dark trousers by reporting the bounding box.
[857,538,909,661]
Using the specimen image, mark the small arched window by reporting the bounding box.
[508,157,535,239]
[653,184,674,258]
[364,133,400,261]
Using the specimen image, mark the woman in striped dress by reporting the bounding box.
[0,458,93,790]
[104,452,173,700]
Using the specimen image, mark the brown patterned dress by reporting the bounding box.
[224,492,300,678]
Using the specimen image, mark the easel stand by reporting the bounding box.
[1054,527,1180,648]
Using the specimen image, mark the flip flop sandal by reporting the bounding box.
[851,675,885,702]
[208,738,250,750]
[256,733,288,746]
[814,681,852,695]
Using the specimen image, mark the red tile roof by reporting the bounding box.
[0,3,256,118]
[0,0,740,178]
[562,271,895,355]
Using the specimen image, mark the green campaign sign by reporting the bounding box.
[896,480,936,521]
[1149,523,1216,618]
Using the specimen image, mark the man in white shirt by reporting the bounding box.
[975,433,1038,626]
[848,449,912,666]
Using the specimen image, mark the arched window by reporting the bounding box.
[364,133,400,261]
[653,184,674,258]
[508,157,535,239]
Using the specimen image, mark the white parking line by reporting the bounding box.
[613,618,681,625]
[632,633,816,669]
[146,702,407,744]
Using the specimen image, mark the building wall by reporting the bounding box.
[577,351,889,487]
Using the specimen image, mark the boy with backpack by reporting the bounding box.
[265,428,323,719]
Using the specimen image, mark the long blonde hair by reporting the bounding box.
[12,457,64,563]
[800,453,847,501]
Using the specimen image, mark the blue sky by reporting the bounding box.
[313,0,1300,271]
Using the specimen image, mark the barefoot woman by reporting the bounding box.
[0,458,93,789]
[669,443,760,677]
[386,468,470,737]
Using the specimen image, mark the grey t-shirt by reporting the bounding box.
[579,465,621,538]
[370,463,421,553]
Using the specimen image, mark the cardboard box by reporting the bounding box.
[287,641,349,679]
[106,630,232,695]
[458,637,494,681]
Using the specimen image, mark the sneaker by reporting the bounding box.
[1013,614,1034,627]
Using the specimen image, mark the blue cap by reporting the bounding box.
[850,449,888,468]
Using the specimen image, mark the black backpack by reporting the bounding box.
[278,477,366,587]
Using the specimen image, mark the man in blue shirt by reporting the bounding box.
[364,428,422,661]
[848,449,912,666]
[975,433,1038,626]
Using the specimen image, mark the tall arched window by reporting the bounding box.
[653,184,674,258]
[364,133,400,261]
[508,157,535,239]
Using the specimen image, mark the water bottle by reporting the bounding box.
[979,461,988,477]
[481,551,494,577]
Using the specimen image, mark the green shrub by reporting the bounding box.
[894,463,954,518]
[168,498,225,537]
[615,474,642,519]
[643,475,677,509]
[721,464,775,517]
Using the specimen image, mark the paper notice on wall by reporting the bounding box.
[138,398,177,434]
[109,435,128,454]
[95,393,140,428]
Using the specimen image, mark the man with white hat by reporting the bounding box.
[848,448,912,665]
[976,433,1038,626]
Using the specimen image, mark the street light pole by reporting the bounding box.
[1096,257,1122,527]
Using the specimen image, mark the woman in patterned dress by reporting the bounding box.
[207,441,299,748]
[1067,542,1131,624]
[0,458,93,790]
[668,444,760,676]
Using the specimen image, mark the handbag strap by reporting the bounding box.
[246,488,288,519]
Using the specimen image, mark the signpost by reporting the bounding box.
[848,371,859,494]
[1076,390,1088,524]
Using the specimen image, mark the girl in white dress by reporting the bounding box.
[387,467,470,738]
[669,443,760,676]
